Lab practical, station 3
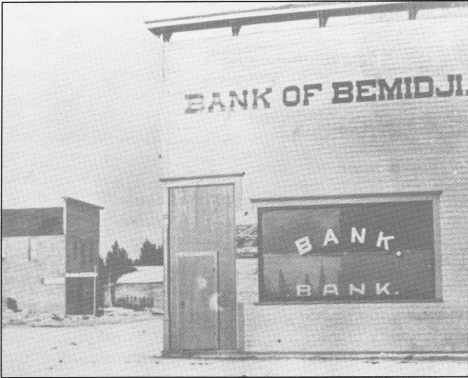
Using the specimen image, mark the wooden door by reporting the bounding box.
[66,277,94,315]
[65,278,80,315]
[169,184,236,351]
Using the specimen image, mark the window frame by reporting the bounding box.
[253,191,442,304]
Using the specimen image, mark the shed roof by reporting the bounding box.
[116,266,163,284]
[2,208,64,237]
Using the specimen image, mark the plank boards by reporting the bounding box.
[169,185,236,350]
[174,253,218,349]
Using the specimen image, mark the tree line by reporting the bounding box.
[97,238,163,285]
[95,239,163,309]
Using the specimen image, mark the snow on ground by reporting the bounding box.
[2,313,162,377]
[2,306,162,328]
[2,313,467,377]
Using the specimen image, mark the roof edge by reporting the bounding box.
[63,197,104,210]
[145,2,396,26]
[160,172,245,183]
[2,206,63,212]
[145,1,465,37]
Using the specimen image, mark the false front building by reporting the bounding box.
[2,197,103,315]
[145,2,468,355]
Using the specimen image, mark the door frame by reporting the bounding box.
[160,172,244,353]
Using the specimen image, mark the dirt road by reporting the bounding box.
[2,316,467,377]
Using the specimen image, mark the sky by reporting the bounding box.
[2,1,303,259]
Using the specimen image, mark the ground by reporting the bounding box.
[2,309,467,377]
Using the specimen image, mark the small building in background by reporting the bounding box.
[113,266,164,313]
[1,197,103,315]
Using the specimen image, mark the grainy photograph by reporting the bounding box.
[2,1,468,376]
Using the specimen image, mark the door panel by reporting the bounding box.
[169,184,236,350]
[174,253,218,350]
[66,277,94,315]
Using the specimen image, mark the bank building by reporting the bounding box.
[144,1,468,355]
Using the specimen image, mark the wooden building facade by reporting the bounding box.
[2,197,103,315]
[145,2,468,354]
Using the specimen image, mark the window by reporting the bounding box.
[258,196,440,303]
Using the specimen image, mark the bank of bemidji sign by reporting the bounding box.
[185,74,467,113]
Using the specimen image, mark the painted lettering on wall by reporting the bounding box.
[294,227,395,255]
[296,282,393,297]
[184,74,467,113]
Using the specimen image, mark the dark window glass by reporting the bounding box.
[260,201,435,302]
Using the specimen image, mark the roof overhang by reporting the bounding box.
[145,1,465,41]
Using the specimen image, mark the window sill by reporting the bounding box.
[254,299,443,305]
